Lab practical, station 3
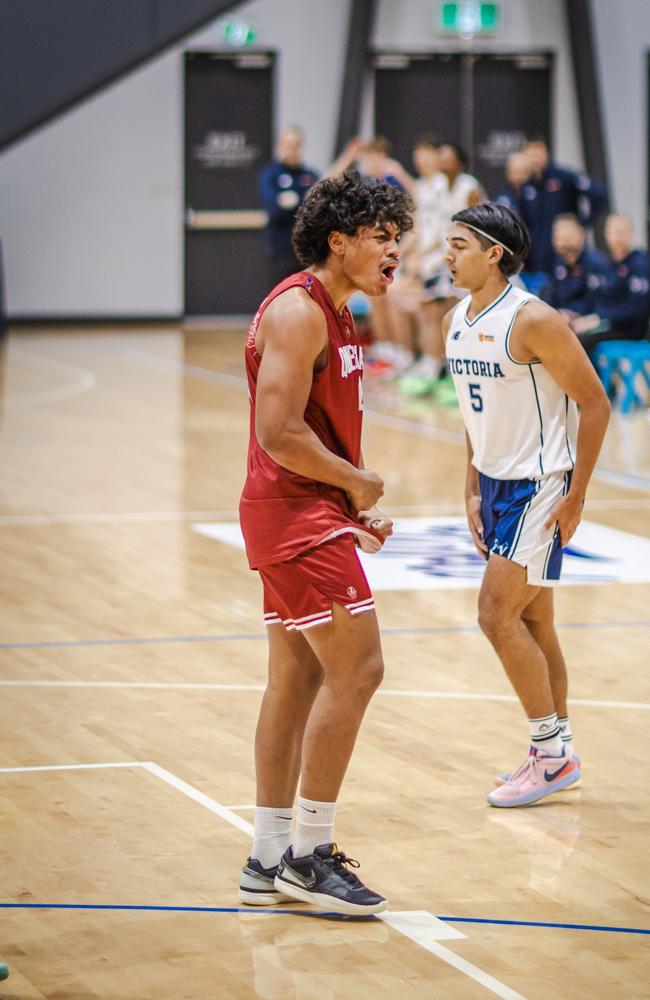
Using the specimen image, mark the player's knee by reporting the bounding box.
[355,654,385,698]
[478,600,506,642]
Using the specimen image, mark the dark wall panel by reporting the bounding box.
[374,52,551,195]
[0,0,239,150]
[374,55,462,172]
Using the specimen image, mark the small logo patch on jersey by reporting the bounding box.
[478,332,495,342]
[346,586,357,600]
[452,330,461,340]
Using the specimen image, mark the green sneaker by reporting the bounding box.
[432,376,458,407]
[0,962,8,981]
[399,375,436,398]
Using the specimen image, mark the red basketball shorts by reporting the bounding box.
[259,534,375,632]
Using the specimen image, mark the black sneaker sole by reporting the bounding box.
[274,873,388,915]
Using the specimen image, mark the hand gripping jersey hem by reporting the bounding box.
[246,521,383,571]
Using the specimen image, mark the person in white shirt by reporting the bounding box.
[404,143,485,396]
[443,201,609,808]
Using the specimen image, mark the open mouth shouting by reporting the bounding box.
[380,262,398,285]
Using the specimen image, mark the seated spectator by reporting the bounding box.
[520,136,608,277]
[595,213,650,340]
[540,214,609,326]
[493,150,531,216]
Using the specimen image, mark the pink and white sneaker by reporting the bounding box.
[494,751,581,787]
[487,748,581,808]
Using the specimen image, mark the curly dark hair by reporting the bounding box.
[292,171,414,267]
[452,201,531,277]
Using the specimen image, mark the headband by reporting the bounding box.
[458,222,514,256]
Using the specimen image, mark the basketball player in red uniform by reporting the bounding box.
[238,172,413,915]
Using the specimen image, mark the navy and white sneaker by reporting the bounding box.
[239,858,295,906]
[274,843,388,915]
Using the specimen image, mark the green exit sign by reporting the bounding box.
[440,2,500,35]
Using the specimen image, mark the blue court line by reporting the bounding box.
[438,916,650,936]
[0,903,648,936]
[2,620,650,650]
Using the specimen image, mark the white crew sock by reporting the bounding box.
[252,806,293,869]
[293,796,337,858]
[558,716,574,756]
[529,712,563,756]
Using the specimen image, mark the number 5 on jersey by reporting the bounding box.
[468,383,483,412]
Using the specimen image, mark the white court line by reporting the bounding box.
[1,680,648,711]
[0,761,144,774]
[5,348,97,410]
[0,510,239,527]
[0,497,648,528]
[140,761,254,837]
[380,909,465,942]
[0,760,528,998]
[380,913,526,1000]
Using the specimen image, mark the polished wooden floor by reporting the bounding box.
[0,324,649,1000]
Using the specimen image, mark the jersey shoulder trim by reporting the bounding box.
[464,283,514,327]
[504,295,542,366]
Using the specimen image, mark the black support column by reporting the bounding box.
[564,0,609,188]
[334,0,378,157]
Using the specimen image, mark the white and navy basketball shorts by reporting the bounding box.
[479,470,572,587]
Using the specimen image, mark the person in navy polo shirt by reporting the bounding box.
[519,136,608,280]
[493,150,531,217]
[258,127,320,287]
[540,215,609,326]
[595,213,650,341]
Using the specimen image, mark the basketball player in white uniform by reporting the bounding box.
[443,202,610,807]
[405,144,485,394]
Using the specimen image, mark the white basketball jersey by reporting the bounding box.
[440,172,481,220]
[446,283,578,480]
[415,174,447,278]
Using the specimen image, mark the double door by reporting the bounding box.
[374,52,552,194]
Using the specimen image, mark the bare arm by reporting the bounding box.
[511,300,610,544]
[384,157,416,194]
[255,289,384,512]
[441,309,488,557]
[356,449,393,540]
[467,183,487,207]
[325,137,365,177]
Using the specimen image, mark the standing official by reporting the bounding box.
[520,136,607,277]
[258,127,319,287]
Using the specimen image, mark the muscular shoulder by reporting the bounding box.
[257,287,327,357]
[510,298,569,361]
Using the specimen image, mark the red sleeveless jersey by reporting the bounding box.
[239,272,369,569]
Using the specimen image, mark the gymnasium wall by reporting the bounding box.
[0,0,647,318]
[0,0,350,319]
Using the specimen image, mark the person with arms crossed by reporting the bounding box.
[238,173,413,911]
[442,202,609,808]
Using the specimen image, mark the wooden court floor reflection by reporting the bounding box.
[0,325,648,999]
